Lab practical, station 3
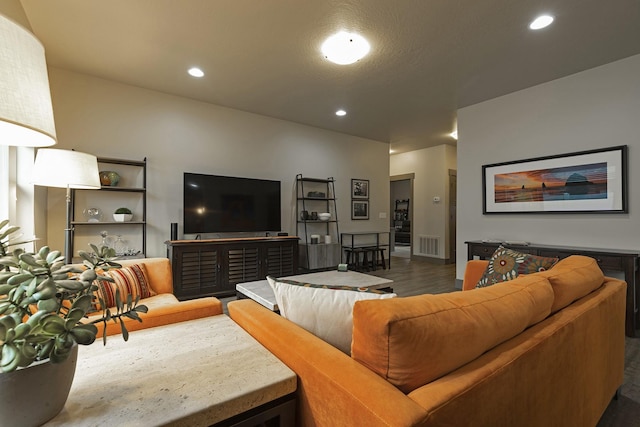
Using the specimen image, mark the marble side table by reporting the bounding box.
[45,315,296,427]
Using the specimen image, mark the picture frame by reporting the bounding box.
[352,200,369,220]
[482,145,627,214]
[351,179,369,199]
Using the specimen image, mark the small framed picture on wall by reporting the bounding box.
[352,200,369,220]
[351,179,369,199]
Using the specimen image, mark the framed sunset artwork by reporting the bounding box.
[482,146,627,214]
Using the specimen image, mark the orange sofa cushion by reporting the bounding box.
[117,257,174,294]
[351,274,554,393]
[535,255,605,313]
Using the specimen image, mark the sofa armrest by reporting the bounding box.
[462,260,489,290]
[228,299,428,427]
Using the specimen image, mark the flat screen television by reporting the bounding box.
[183,173,281,234]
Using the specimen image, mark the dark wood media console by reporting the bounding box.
[166,236,299,299]
[466,240,640,338]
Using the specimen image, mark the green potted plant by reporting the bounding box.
[0,219,148,425]
[113,207,133,222]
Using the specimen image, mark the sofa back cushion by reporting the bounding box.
[118,257,173,294]
[351,274,554,393]
[534,255,604,313]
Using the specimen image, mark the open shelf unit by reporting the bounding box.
[394,198,411,245]
[296,174,340,270]
[70,157,146,260]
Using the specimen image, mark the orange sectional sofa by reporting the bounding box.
[228,255,626,426]
[86,257,223,337]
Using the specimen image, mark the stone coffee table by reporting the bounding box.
[45,315,296,426]
[236,270,394,312]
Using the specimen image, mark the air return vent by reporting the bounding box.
[418,235,440,256]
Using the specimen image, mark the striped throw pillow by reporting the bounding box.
[95,263,156,309]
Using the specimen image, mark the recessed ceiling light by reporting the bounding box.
[188,67,204,77]
[322,31,370,65]
[335,109,347,116]
[529,15,554,30]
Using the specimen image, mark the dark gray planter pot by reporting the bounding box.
[0,344,78,426]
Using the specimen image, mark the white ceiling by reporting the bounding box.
[19,0,640,154]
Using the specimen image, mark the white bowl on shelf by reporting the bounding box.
[113,213,133,222]
[317,212,331,221]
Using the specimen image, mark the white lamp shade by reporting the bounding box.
[32,149,100,189]
[0,14,57,147]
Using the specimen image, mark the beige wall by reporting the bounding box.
[45,68,391,258]
[0,0,30,29]
[390,144,457,260]
[456,54,640,281]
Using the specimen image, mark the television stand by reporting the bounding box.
[166,236,299,299]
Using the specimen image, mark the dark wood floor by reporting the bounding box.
[367,256,458,296]
[225,255,640,426]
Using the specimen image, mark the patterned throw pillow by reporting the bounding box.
[476,246,558,288]
[95,263,156,309]
[267,276,396,354]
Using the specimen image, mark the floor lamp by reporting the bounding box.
[0,14,57,148]
[32,149,101,264]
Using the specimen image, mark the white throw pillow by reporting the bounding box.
[267,276,396,354]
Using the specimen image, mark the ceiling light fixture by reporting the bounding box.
[321,31,370,65]
[335,109,347,116]
[188,67,204,77]
[529,15,554,30]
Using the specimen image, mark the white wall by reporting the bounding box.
[456,54,640,280]
[390,144,456,260]
[45,68,390,258]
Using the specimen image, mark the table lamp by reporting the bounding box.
[32,149,100,263]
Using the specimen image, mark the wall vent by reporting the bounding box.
[418,235,440,256]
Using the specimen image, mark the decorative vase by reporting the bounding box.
[83,207,102,222]
[114,235,128,256]
[0,344,77,426]
[99,170,120,186]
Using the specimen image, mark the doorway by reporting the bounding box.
[448,169,457,263]
[390,174,414,259]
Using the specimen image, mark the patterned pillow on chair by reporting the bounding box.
[476,245,558,288]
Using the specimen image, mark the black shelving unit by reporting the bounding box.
[394,199,410,245]
[296,174,340,270]
[70,157,146,260]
